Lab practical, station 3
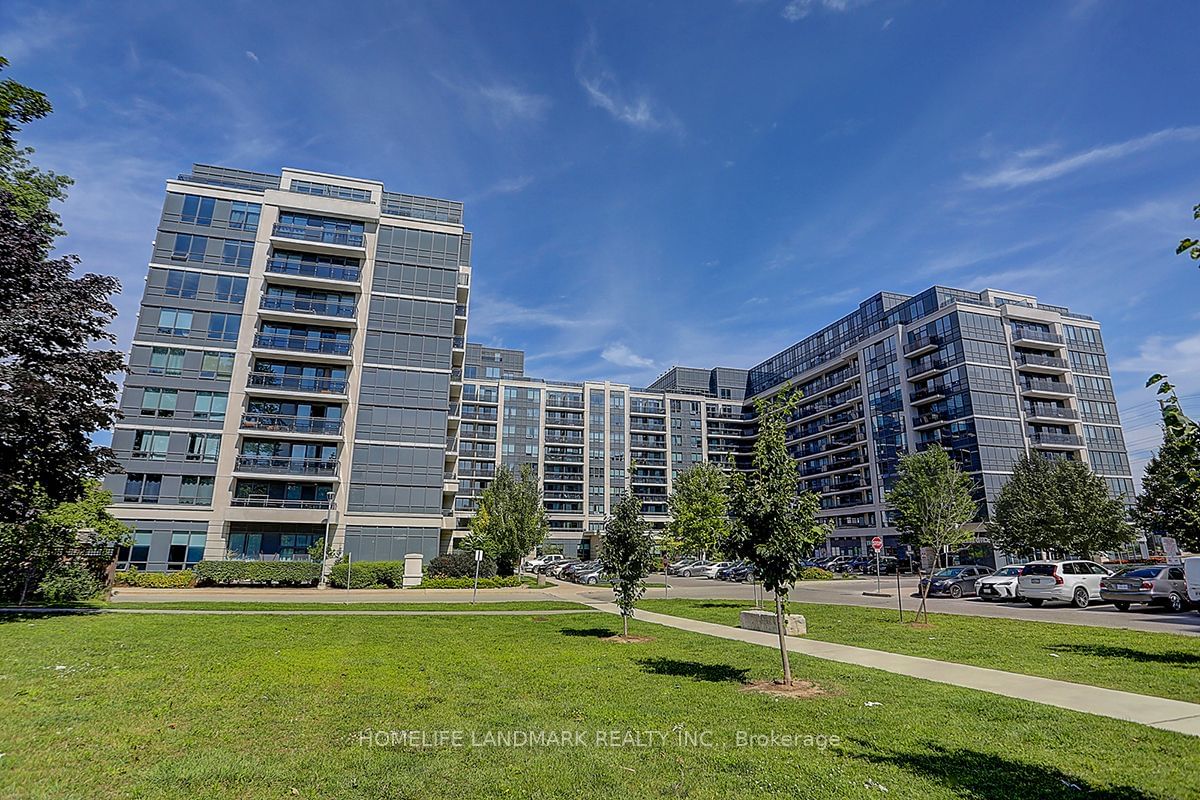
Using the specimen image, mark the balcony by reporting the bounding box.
[546,396,585,410]
[1029,432,1085,448]
[266,258,361,284]
[260,295,356,319]
[633,457,667,467]
[1021,378,1074,397]
[1024,405,1078,422]
[1016,353,1070,373]
[1012,327,1064,348]
[544,450,583,464]
[544,432,584,445]
[545,414,585,427]
[455,304,468,318]
[907,358,950,380]
[234,455,339,476]
[544,490,584,500]
[230,495,331,510]
[240,413,344,436]
[914,412,948,430]
[246,373,347,395]
[909,386,947,405]
[253,333,352,356]
[904,334,942,357]
[630,403,666,415]
[631,474,668,485]
[271,222,364,248]
[461,408,497,421]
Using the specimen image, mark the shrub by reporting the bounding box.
[328,561,410,589]
[799,567,837,581]
[193,560,320,587]
[428,550,497,579]
[418,575,526,589]
[115,568,196,588]
[37,565,102,603]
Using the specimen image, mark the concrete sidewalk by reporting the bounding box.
[588,601,1200,738]
[0,607,596,617]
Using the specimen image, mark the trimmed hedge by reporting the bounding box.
[799,567,837,581]
[193,560,321,587]
[428,550,497,579]
[328,561,406,589]
[417,576,526,590]
[115,568,196,588]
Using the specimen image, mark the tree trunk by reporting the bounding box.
[623,614,629,638]
[775,593,792,686]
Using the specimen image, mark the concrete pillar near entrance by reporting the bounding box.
[403,554,423,588]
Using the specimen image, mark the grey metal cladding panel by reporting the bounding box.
[343,525,442,562]
[151,232,254,274]
[362,333,452,370]
[357,367,450,410]
[375,226,461,269]
[134,303,243,348]
[346,484,444,515]
[370,262,457,300]
[354,406,447,444]
[366,296,455,335]
[349,443,443,486]
[143,267,248,312]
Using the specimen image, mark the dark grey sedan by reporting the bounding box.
[919,565,994,598]
[1100,565,1190,612]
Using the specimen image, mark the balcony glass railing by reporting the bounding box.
[253,333,352,355]
[1024,406,1078,420]
[235,455,339,476]
[1021,378,1074,395]
[1029,432,1085,447]
[260,296,356,318]
[247,373,347,394]
[266,258,360,283]
[230,495,331,510]
[1012,327,1064,345]
[272,223,364,247]
[240,413,343,435]
[1017,353,1069,369]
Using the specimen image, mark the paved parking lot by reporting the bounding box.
[570,573,1200,636]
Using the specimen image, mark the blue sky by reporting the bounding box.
[2,0,1198,476]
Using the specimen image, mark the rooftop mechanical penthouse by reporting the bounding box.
[107,166,1133,569]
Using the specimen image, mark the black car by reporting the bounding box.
[715,561,746,580]
[728,563,757,582]
[919,565,994,598]
[856,555,899,575]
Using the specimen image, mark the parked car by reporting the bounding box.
[679,560,715,577]
[919,564,994,598]
[666,557,699,576]
[546,559,579,578]
[976,564,1025,601]
[1100,564,1190,612]
[823,555,857,573]
[526,554,568,573]
[728,562,757,582]
[574,563,610,585]
[694,561,734,579]
[561,560,599,582]
[1018,560,1112,608]
[715,561,747,580]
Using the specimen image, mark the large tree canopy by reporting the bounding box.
[1135,376,1200,552]
[666,461,730,558]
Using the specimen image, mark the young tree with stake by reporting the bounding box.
[601,491,656,638]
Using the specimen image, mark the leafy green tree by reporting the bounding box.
[886,446,978,623]
[667,461,730,559]
[1177,203,1200,263]
[990,453,1133,560]
[725,388,826,685]
[0,57,71,223]
[1135,376,1200,552]
[0,482,130,603]
[467,464,549,575]
[601,491,656,638]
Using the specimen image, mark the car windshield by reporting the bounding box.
[995,566,1022,576]
[1114,567,1161,579]
[1024,564,1057,576]
[935,567,967,577]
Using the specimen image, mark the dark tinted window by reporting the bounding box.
[1116,567,1161,579]
[1168,568,1185,581]
[1025,564,1057,576]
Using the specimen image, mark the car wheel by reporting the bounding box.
[1168,592,1184,613]
[949,584,963,599]
[1072,587,1089,609]
[586,576,598,586]
[1113,601,1131,612]
[1027,598,1044,608]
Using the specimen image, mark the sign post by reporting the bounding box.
[472,549,483,604]
[871,536,883,593]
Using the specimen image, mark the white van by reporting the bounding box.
[1185,556,1200,608]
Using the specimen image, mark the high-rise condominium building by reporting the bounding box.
[107,165,1133,570]
[106,164,470,570]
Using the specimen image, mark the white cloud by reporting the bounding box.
[601,343,655,369]
[968,126,1200,189]
[477,84,550,124]
[245,50,259,63]
[1113,331,1200,383]
[782,0,868,21]
[575,33,682,135]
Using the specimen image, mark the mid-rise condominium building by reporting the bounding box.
[106,165,1133,569]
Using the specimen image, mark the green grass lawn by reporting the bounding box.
[97,600,589,611]
[640,599,1200,703]
[1,612,1197,799]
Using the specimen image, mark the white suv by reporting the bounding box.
[525,554,568,573]
[1018,560,1112,608]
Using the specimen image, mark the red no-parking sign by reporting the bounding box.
[871,536,883,552]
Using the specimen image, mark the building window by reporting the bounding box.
[167,531,207,569]
[164,269,200,298]
[157,308,193,336]
[222,240,254,268]
[123,473,162,503]
[178,476,215,506]
[484,366,500,379]
[215,275,248,303]
[140,388,178,417]
[186,433,221,462]
[199,351,235,380]
[180,195,215,225]
[172,233,207,261]
[228,201,261,232]
[148,346,186,376]
[193,391,228,421]
[207,313,241,341]
[132,430,170,460]
[120,531,153,570]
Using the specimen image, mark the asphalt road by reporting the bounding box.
[571,573,1200,636]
